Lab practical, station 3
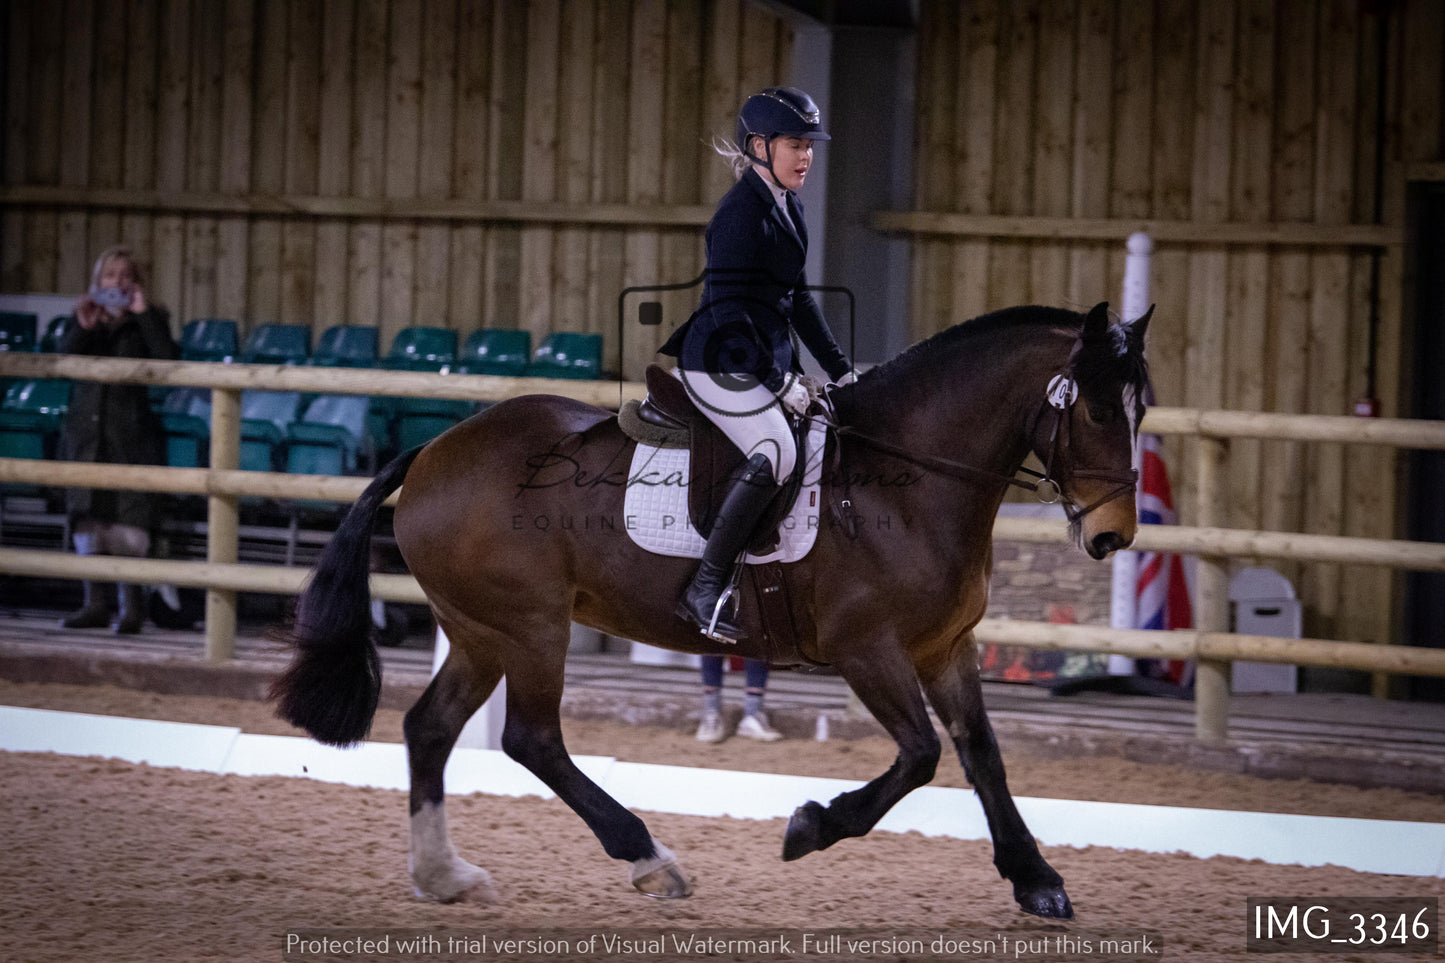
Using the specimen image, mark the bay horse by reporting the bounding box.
[271,301,1150,920]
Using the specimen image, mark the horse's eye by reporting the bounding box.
[1086,405,1114,425]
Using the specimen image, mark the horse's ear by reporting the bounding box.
[1126,304,1154,353]
[1083,302,1110,341]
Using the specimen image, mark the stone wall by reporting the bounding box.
[980,506,1115,681]
[988,539,1114,626]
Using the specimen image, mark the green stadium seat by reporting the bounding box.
[0,378,71,494]
[286,395,368,476]
[4,378,71,423]
[526,332,603,380]
[240,391,302,472]
[312,325,379,368]
[180,318,238,362]
[0,326,58,494]
[0,410,49,455]
[0,410,51,495]
[160,388,211,468]
[241,324,310,365]
[287,423,354,477]
[394,400,474,452]
[161,414,208,468]
[0,312,38,353]
[384,327,457,372]
[371,328,461,456]
[458,329,530,376]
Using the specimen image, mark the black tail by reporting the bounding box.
[269,446,424,747]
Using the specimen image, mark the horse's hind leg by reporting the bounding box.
[405,638,502,903]
[499,630,692,899]
[920,632,1073,920]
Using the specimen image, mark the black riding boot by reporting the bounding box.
[62,581,112,629]
[112,584,145,635]
[676,454,779,643]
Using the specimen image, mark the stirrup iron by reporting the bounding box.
[702,554,747,644]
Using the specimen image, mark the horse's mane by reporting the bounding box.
[858,306,1077,387]
[857,305,1149,421]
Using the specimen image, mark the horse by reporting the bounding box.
[270,301,1150,920]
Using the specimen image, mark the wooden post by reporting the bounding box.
[1194,434,1230,742]
[206,387,241,661]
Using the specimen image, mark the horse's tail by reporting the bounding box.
[269,445,424,747]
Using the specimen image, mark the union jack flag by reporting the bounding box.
[1134,418,1194,686]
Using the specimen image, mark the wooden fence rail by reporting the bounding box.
[8,544,1439,681]
[871,211,1402,249]
[0,185,715,229]
[0,354,1442,741]
[0,548,426,603]
[0,352,644,406]
[5,353,1445,444]
[0,459,1440,573]
[973,619,1445,678]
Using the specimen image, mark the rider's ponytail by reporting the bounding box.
[710,135,751,181]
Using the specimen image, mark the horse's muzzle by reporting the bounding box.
[1087,530,1130,559]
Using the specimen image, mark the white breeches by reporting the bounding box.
[678,370,796,483]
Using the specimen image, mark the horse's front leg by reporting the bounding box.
[782,638,941,860]
[920,632,1073,920]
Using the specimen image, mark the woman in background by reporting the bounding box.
[57,246,178,634]
[694,655,783,743]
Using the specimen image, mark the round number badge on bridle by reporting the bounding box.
[1046,375,1078,411]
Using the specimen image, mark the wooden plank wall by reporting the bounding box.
[0,0,793,376]
[911,0,1445,645]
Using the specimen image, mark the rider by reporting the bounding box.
[659,87,855,643]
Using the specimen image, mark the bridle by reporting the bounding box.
[817,346,1139,530]
[1019,377,1139,525]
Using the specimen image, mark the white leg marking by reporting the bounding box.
[409,801,496,903]
[628,840,679,885]
[628,838,694,898]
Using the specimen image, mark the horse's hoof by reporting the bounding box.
[629,841,693,899]
[632,862,694,899]
[413,864,498,904]
[1016,884,1073,920]
[782,801,825,861]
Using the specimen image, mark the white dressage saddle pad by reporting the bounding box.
[622,419,827,564]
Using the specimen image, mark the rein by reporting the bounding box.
[815,362,1138,532]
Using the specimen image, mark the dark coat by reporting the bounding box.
[658,167,850,392]
[57,306,179,529]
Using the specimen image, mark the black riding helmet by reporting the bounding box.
[736,87,830,187]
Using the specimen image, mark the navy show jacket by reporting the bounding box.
[658,167,850,392]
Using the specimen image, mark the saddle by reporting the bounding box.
[621,364,808,556]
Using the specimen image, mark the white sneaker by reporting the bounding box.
[736,712,783,742]
[695,711,726,743]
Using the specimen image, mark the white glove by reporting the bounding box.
[779,381,811,415]
[834,370,857,387]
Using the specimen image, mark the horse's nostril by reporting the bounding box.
[1091,531,1127,556]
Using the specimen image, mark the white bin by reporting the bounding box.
[1230,567,1301,693]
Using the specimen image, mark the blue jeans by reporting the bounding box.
[700,655,769,689]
